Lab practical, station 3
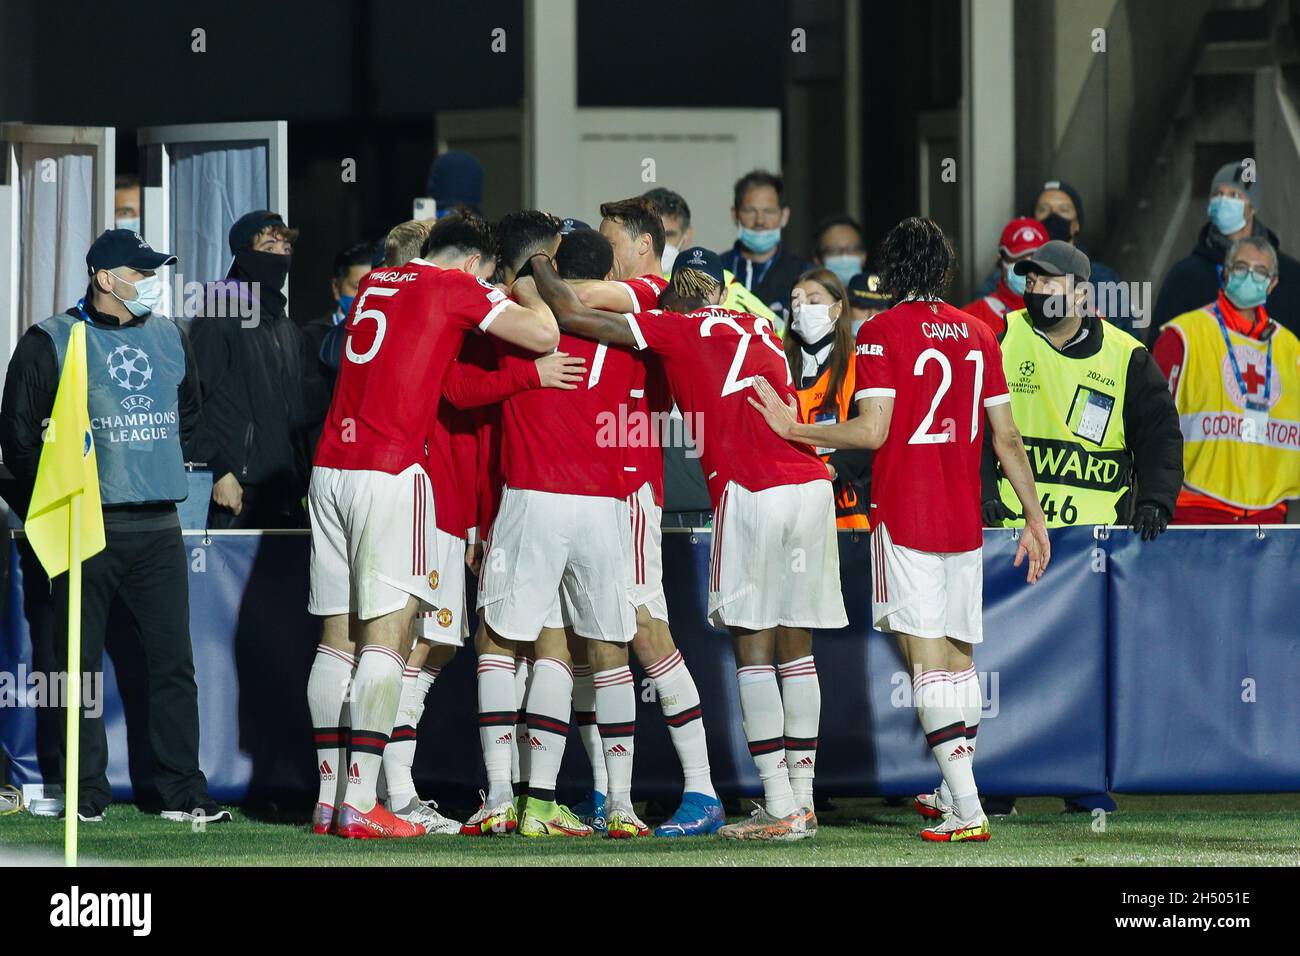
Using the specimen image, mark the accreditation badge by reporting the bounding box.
[1242,401,1270,445]
[1066,385,1115,445]
[812,408,839,456]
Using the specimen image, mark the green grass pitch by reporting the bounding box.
[2,794,1298,866]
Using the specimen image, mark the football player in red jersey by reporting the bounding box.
[305,214,559,839]
[533,246,847,842]
[557,198,723,835]
[749,218,1051,843]
[465,210,657,839]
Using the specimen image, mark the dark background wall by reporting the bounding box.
[0,0,948,318]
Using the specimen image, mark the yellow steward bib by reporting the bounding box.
[997,309,1140,526]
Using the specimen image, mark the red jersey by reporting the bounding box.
[960,279,1024,338]
[620,273,671,502]
[497,332,638,497]
[427,344,538,539]
[854,299,1010,552]
[314,259,509,474]
[626,306,829,504]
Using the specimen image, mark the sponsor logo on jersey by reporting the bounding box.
[856,342,884,357]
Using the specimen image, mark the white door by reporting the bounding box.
[0,123,115,377]
[137,121,288,321]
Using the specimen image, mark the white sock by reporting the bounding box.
[524,657,573,801]
[383,664,438,810]
[953,664,980,763]
[513,655,533,798]
[573,663,608,795]
[342,644,405,811]
[477,653,517,808]
[306,644,354,810]
[778,655,820,810]
[914,669,981,821]
[736,665,796,817]
[594,665,636,810]
[646,650,714,798]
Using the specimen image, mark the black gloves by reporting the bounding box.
[981,498,1018,527]
[1131,502,1170,541]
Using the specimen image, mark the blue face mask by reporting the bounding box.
[822,254,862,287]
[738,224,781,254]
[1208,195,1247,235]
[1224,270,1270,310]
[1005,264,1027,296]
[337,292,355,322]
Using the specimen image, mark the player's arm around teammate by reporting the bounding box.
[528,253,640,346]
[750,369,1050,582]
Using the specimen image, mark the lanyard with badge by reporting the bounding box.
[1212,303,1272,444]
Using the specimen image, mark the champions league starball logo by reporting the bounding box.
[107,344,153,392]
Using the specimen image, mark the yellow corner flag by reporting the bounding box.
[26,321,105,576]
[24,320,105,866]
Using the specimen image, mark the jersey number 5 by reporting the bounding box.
[345,286,399,365]
[908,348,984,445]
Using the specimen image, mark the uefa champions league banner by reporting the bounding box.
[1,527,1297,803]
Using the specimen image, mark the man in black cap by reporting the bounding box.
[976,179,1129,333]
[0,229,228,823]
[1154,160,1300,339]
[975,238,1181,815]
[187,209,317,528]
[847,272,894,336]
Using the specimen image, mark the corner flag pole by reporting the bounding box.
[64,491,82,867]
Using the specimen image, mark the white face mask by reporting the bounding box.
[661,243,680,274]
[791,302,837,343]
[109,271,164,317]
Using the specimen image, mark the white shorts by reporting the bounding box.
[307,463,438,620]
[477,486,635,644]
[416,529,469,646]
[870,520,983,644]
[708,479,848,631]
[627,481,667,623]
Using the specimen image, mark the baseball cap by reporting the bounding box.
[1013,239,1091,282]
[671,246,725,289]
[848,272,893,309]
[1210,161,1260,206]
[85,229,177,274]
[1039,179,1085,227]
[999,217,1049,259]
[559,217,589,236]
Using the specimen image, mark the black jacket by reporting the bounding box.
[1153,220,1300,340]
[0,302,202,528]
[981,312,1183,522]
[185,279,318,491]
[720,243,809,324]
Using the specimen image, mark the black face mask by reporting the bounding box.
[235,248,292,291]
[1024,291,1072,329]
[1040,213,1074,243]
